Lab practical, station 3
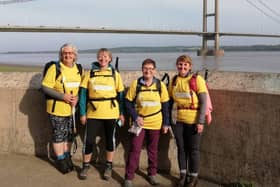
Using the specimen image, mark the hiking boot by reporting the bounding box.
[148,175,160,186]
[178,173,186,187]
[185,176,198,187]
[65,155,74,171]
[56,159,70,174]
[103,163,112,180]
[123,179,133,187]
[79,165,90,180]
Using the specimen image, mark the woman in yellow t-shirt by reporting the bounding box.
[123,59,170,187]
[78,48,125,181]
[169,55,207,187]
[41,43,83,174]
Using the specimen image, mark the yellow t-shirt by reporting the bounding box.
[169,74,207,124]
[80,68,124,119]
[42,62,82,116]
[126,79,169,130]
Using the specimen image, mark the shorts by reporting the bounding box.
[49,114,73,143]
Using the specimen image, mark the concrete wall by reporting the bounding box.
[0,71,279,186]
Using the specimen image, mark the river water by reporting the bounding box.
[0,51,279,73]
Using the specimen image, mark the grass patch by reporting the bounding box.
[0,64,42,72]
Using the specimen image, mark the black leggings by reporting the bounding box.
[172,122,201,174]
[83,119,116,154]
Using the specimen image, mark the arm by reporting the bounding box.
[124,98,138,121]
[41,85,64,100]
[117,91,125,125]
[161,101,170,127]
[198,92,207,124]
[196,92,207,134]
[79,87,87,125]
[117,91,125,115]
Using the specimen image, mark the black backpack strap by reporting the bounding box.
[161,72,170,87]
[171,75,178,86]
[76,63,83,76]
[155,78,161,96]
[54,61,61,80]
[115,57,119,72]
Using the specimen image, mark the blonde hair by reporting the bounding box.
[97,48,112,63]
[176,54,192,66]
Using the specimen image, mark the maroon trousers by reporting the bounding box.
[125,128,161,180]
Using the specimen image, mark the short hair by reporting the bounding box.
[97,48,112,63]
[176,55,192,66]
[59,43,78,63]
[142,58,156,69]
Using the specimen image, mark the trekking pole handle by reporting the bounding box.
[204,69,209,81]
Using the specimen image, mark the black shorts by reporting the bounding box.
[49,114,73,143]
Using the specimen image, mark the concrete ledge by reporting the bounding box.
[0,71,279,187]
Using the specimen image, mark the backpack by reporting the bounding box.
[41,61,83,112]
[172,70,213,125]
[42,61,83,82]
[90,61,116,81]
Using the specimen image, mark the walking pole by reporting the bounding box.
[70,91,77,155]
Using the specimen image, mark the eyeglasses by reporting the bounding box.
[143,67,155,71]
[62,52,74,55]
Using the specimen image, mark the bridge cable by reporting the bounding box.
[0,0,36,5]
[257,0,280,18]
[245,0,280,25]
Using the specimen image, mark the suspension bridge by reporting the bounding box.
[0,0,280,56]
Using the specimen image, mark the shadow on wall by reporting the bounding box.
[18,75,174,177]
[19,73,53,158]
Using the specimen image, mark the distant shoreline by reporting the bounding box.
[1,44,279,54]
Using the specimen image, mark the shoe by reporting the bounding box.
[178,173,186,187]
[79,165,90,180]
[56,159,71,174]
[65,155,74,171]
[148,175,160,186]
[103,163,112,180]
[123,179,133,187]
[185,176,198,187]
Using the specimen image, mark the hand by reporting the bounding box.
[162,126,169,134]
[136,116,144,127]
[118,115,125,126]
[63,93,72,104]
[80,115,87,125]
[70,95,78,107]
[196,124,204,134]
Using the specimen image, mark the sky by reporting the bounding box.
[0,0,280,52]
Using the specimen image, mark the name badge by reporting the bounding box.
[174,92,191,98]
[65,82,80,88]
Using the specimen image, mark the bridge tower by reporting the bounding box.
[197,0,224,56]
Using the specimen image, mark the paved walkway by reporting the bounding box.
[0,154,221,187]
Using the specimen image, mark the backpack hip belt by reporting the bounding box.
[88,97,117,111]
[139,109,161,118]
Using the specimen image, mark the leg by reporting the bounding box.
[146,129,160,177]
[80,119,100,180]
[146,129,161,186]
[125,129,145,180]
[103,119,117,180]
[49,114,72,174]
[64,117,75,170]
[184,125,201,187]
[173,123,187,178]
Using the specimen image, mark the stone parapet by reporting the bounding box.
[0,71,279,186]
